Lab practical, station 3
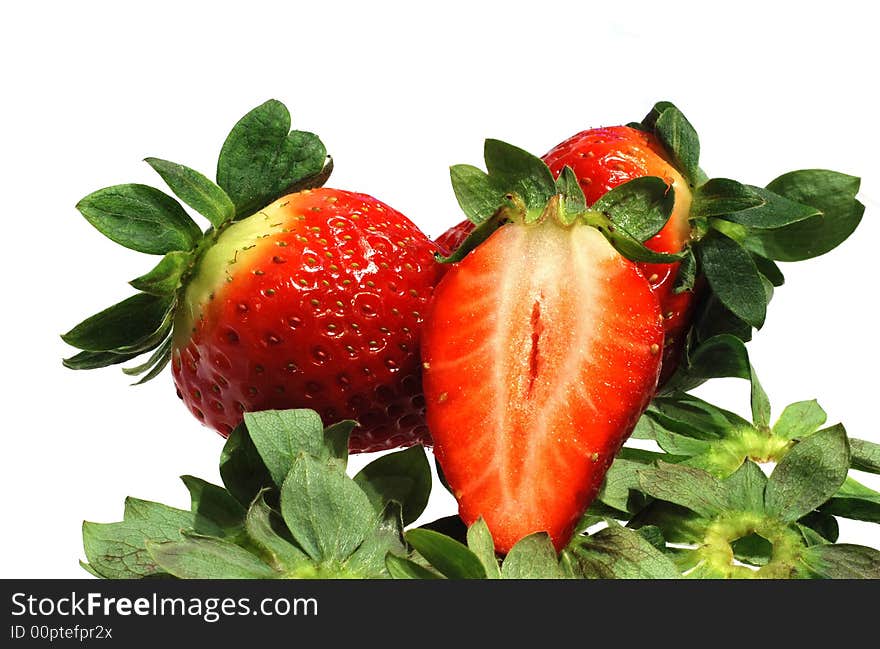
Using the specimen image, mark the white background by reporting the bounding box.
[1,1,878,578]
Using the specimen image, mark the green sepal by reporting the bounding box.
[584,210,684,264]
[764,425,850,522]
[146,157,235,228]
[219,423,275,508]
[146,532,278,579]
[772,400,827,440]
[345,502,408,578]
[568,521,680,579]
[62,292,174,353]
[180,475,246,539]
[244,491,311,572]
[126,337,173,385]
[466,518,502,579]
[482,139,557,212]
[798,544,880,579]
[449,164,505,225]
[638,462,730,518]
[63,349,143,371]
[76,184,202,255]
[592,176,675,241]
[354,445,431,526]
[711,185,818,229]
[652,103,700,185]
[752,253,785,286]
[698,230,767,328]
[501,533,564,579]
[216,99,329,218]
[129,250,192,296]
[691,178,764,218]
[673,247,697,294]
[385,553,442,579]
[436,196,519,263]
[723,461,768,513]
[404,528,486,579]
[850,439,880,474]
[555,165,587,219]
[821,477,880,523]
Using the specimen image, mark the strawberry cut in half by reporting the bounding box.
[425,141,676,552]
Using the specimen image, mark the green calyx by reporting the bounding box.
[631,102,864,393]
[443,138,683,264]
[81,409,433,579]
[62,99,332,384]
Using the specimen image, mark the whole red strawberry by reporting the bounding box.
[62,101,443,452]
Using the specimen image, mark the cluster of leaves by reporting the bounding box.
[82,410,430,579]
[62,100,331,382]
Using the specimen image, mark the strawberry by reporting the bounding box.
[425,141,671,552]
[439,124,695,383]
[62,101,443,452]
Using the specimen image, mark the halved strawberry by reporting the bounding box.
[424,141,671,552]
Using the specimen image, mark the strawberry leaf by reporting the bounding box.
[592,176,675,241]
[385,553,441,579]
[742,170,863,261]
[244,492,310,572]
[180,475,246,539]
[63,349,143,370]
[821,477,880,523]
[449,164,505,225]
[81,497,192,579]
[798,544,880,579]
[243,409,349,487]
[556,165,587,218]
[752,254,785,286]
[436,199,516,264]
[279,454,374,564]
[147,533,278,579]
[653,104,700,186]
[585,210,684,263]
[345,502,407,577]
[76,184,202,254]
[354,445,431,525]
[482,139,556,212]
[129,250,192,296]
[501,533,563,579]
[404,529,486,579]
[698,230,767,329]
[466,518,502,579]
[710,185,818,229]
[772,400,828,440]
[673,247,697,294]
[219,423,275,508]
[765,424,850,522]
[723,461,768,513]
[62,293,173,353]
[850,439,880,474]
[569,521,680,579]
[146,157,235,228]
[638,462,730,517]
[217,99,329,218]
[691,178,764,218]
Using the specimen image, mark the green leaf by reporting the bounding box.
[245,492,310,571]
[821,477,880,523]
[654,105,700,185]
[799,544,880,579]
[638,462,729,517]
[598,459,655,513]
[799,510,839,543]
[320,420,354,468]
[723,461,767,513]
[466,518,501,579]
[385,553,441,579]
[437,200,516,264]
[772,400,827,440]
[691,178,763,218]
[81,497,192,579]
[63,349,143,370]
[592,176,675,241]
[698,230,767,328]
[147,533,278,579]
[482,139,556,211]
[146,157,235,228]
[77,184,202,254]
[850,438,880,474]
[501,533,563,579]
[404,529,486,579]
[180,476,246,539]
[712,185,818,229]
[673,247,697,294]
[354,445,431,526]
[280,455,374,563]
[752,254,785,286]
[243,409,342,487]
[122,336,172,377]
[219,423,275,507]
[649,393,749,438]
[765,425,850,522]
[730,533,772,567]
[628,502,708,545]
[685,334,752,380]
[346,502,407,577]
[585,210,684,263]
[449,164,504,225]
[743,170,863,261]
[749,367,771,429]
[217,100,328,217]
[571,521,680,579]
[129,250,192,296]
[62,293,173,353]
[556,165,587,218]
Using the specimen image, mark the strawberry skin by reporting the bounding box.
[423,220,663,552]
[171,188,444,452]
